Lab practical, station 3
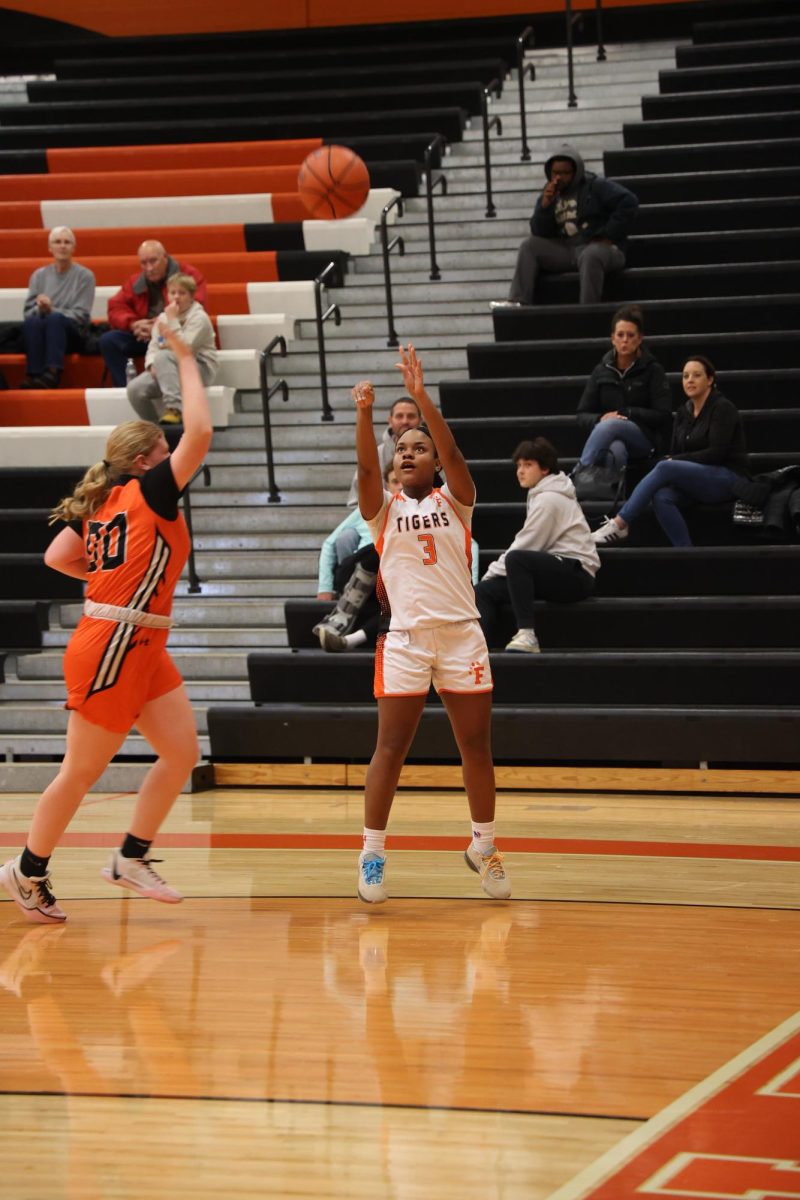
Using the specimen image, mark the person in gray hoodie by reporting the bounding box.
[491,143,639,308]
[474,437,600,653]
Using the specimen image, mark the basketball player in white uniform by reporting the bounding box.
[354,344,511,904]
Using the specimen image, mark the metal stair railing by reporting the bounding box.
[424,133,448,281]
[380,194,405,347]
[181,461,211,594]
[481,79,503,217]
[259,334,290,504]
[313,262,341,423]
[516,26,536,162]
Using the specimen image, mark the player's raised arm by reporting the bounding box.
[395,344,475,506]
[161,324,213,492]
[354,380,383,520]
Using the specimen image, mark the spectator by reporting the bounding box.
[593,356,748,548]
[346,396,420,505]
[21,227,95,389]
[575,305,672,474]
[126,274,217,425]
[490,143,638,309]
[100,240,207,387]
[475,437,600,653]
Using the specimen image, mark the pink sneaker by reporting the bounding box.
[101,851,183,904]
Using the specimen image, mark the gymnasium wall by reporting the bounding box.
[0,0,697,39]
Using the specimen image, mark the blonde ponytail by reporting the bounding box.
[49,420,163,524]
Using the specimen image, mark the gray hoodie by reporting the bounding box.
[483,472,600,579]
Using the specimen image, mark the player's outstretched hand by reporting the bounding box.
[395,344,425,402]
[352,380,375,409]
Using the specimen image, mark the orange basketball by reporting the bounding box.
[297,145,371,220]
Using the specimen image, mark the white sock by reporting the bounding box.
[362,827,386,856]
[471,821,495,855]
[345,629,367,648]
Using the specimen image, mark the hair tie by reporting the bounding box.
[102,460,111,471]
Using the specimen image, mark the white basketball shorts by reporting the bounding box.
[374,619,493,698]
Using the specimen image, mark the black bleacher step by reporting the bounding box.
[624,111,800,149]
[450,410,800,459]
[625,228,800,270]
[0,467,82,509]
[634,197,800,236]
[614,167,800,204]
[0,555,82,601]
[659,62,800,95]
[274,250,349,285]
[692,14,800,43]
[467,331,799,379]
[597,546,800,597]
[28,58,510,104]
[492,295,800,343]
[0,107,468,152]
[206,703,800,766]
[284,596,800,652]
[642,85,800,122]
[0,511,52,554]
[537,261,800,304]
[2,82,490,127]
[0,599,49,649]
[605,139,800,176]
[675,36,800,69]
[440,371,800,419]
[247,649,799,707]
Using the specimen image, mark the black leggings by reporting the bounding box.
[475,551,594,647]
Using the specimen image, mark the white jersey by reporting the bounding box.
[365,484,479,630]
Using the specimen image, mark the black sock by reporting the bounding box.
[20,847,50,878]
[120,833,152,860]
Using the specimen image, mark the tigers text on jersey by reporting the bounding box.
[366,485,479,630]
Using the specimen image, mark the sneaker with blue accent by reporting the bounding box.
[357,852,387,904]
[464,843,511,900]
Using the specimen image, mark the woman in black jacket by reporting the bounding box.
[576,306,673,471]
[593,355,747,547]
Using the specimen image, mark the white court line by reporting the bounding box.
[546,1010,800,1200]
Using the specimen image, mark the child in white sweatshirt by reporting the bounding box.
[126,273,218,425]
[474,437,600,653]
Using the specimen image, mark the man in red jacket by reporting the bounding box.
[100,240,207,386]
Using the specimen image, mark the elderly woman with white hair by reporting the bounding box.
[21,226,96,389]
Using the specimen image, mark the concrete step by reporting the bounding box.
[0,760,205,794]
[0,678,252,702]
[185,578,314,598]
[191,464,354,491]
[190,552,318,580]
[0,731,211,758]
[42,626,286,649]
[189,507,342,534]
[11,650,249,681]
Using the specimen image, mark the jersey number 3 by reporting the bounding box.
[86,513,128,573]
[417,533,438,566]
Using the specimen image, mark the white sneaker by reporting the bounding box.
[489,300,522,310]
[0,856,67,924]
[465,843,512,900]
[505,628,540,654]
[357,852,387,904]
[101,851,183,904]
[592,517,629,545]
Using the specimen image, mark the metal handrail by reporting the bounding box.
[380,194,405,347]
[423,133,448,281]
[313,262,341,423]
[259,334,289,504]
[181,462,211,594]
[595,0,607,62]
[516,27,536,162]
[564,0,578,108]
[480,79,503,218]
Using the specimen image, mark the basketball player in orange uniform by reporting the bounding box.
[0,326,212,923]
[354,344,510,904]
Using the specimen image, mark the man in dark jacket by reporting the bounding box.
[491,143,639,308]
[99,240,207,386]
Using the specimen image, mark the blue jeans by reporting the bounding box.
[579,417,654,471]
[23,311,83,375]
[100,329,149,387]
[618,459,741,546]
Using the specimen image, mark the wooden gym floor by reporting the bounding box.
[1,781,799,1199]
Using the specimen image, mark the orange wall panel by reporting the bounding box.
[0,393,90,425]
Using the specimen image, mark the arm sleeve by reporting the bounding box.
[107,284,137,332]
[672,403,741,466]
[576,370,602,433]
[139,456,182,520]
[67,269,95,327]
[504,494,561,555]
[530,197,558,238]
[316,512,362,593]
[23,269,43,317]
[592,178,639,243]
[621,363,673,433]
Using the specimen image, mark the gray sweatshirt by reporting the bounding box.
[24,263,95,327]
[483,471,601,579]
[146,300,218,373]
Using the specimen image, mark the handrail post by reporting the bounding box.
[423,134,447,281]
[516,26,536,163]
[595,0,606,61]
[259,334,289,503]
[380,194,405,347]
[181,462,211,594]
[481,79,503,218]
[313,262,340,423]
[564,0,578,107]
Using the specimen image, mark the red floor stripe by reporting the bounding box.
[0,832,798,861]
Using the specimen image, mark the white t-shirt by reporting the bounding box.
[365,484,479,630]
